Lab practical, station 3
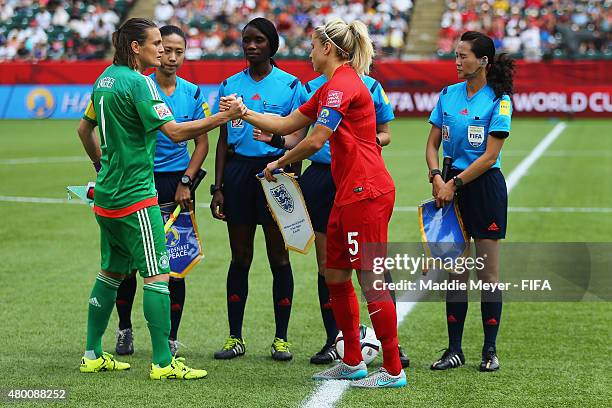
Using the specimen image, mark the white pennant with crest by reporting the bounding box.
[257,170,315,254]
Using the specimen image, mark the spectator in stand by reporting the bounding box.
[438,0,611,58]
[520,19,541,61]
[0,0,132,61]
[153,0,414,59]
[155,0,174,23]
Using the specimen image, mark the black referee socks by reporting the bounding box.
[446,288,468,351]
[481,288,502,352]
[227,262,250,339]
[116,273,137,330]
[271,263,294,340]
[168,278,186,340]
[317,273,338,345]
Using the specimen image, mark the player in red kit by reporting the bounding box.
[219,18,406,388]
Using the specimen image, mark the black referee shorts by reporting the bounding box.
[450,168,507,240]
[299,162,336,233]
[154,171,193,206]
[223,154,280,225]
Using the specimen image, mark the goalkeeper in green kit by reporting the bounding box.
[76,18,245,380]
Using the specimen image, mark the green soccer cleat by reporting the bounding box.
[80,352,130,373]
[149,357,207,380]
[271,337,293,361]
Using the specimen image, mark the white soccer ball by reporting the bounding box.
[335,324,381,365]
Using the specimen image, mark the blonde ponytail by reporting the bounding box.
[347,20,374,75]
[314,18,375,75]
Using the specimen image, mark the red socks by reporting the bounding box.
[327,280,361,366]
[327,281,403,375]
[365,289,402,376]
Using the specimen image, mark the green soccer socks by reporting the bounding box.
[86,273,121,358]
[143,281,172,367]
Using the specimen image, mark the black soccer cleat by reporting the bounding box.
[398,345,410,368]
[214,336,246,360]
[431,348,465,370]
[115,328,134,356]
[168,338,179,357]
[310,343,339,365]
[271,337,293,361]
[479,346,500,372]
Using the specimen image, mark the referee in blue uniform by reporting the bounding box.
[426,31,515,372]
[255,73,409,367]
[210,18,303,361]
[114,25,209,357]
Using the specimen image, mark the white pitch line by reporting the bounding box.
[508,206,612,213]
[1,145,592,166]
[0,195,83,204]
[301,381,351,408]
[382,149,610,158]
[0,142,598,167]
[1,195,608,214]
[393,206,612,213]
[0,156,86,165]
[299,121,567,408]
[505,122,566,193]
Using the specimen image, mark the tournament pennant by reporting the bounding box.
[160,202,204,279]
[257,170,315,254]
[67,182,96,207]
[418,199,469,273]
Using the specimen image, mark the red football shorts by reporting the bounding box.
[326,191,395,270]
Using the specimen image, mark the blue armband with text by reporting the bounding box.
[316,107,342,131]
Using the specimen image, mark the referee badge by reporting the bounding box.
[442,125,450,141]
[467,125,485,147]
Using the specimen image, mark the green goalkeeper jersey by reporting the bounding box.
[83,64,174,215]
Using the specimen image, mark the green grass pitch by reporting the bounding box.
[0,118,610,407]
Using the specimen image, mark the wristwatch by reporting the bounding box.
[429,168,442,183]
[180,174,193,188]
[210,184,222,195]
[452,176,464,189]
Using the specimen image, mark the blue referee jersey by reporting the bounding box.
[429,82,512,170]
[149,73,209,172]
[212,66,302,157]
[300,74,395,164]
